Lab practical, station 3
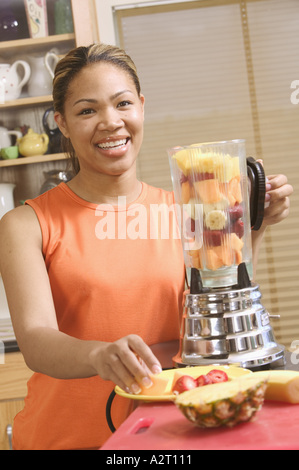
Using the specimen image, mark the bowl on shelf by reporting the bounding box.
[0,146,19,160]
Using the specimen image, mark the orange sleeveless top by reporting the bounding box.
[13,182,185,450]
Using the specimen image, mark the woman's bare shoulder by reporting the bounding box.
[0,204,39,226]
[0,205,42,251]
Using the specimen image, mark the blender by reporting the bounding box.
[168,140,285,370]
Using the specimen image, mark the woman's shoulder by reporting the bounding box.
[0,205,43,276]
[0,205,41,244]
[1,204,39,226]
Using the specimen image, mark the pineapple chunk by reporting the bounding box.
[172,149,192,175]
[173,147,240,181]
[253,370,299,404]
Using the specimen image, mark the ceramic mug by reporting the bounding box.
[1,146,19,160]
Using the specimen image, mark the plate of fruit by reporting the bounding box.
[114,364,252,402]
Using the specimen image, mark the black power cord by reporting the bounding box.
[106,390,117,433]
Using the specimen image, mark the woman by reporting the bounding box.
[0,44,293,450]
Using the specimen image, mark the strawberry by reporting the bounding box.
[229,203,244,221]
[180,173,189,184]
[232,219,244,239]
[204,230,223,247]
[185,218,195,238]
[172,375,197,394]
[192,172,215,182]
[207,369,229,384]
[196,374,213,387]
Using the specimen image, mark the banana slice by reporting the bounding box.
[203,196,229,217]
[205,210,227,230]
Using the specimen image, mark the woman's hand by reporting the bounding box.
[263,173,293,228]
[91,334,162,394]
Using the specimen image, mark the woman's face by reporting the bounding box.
[55,62,145,177]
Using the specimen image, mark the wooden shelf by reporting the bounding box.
[0,153,66,167]
[0,34,75,53]
[0,95,53,110]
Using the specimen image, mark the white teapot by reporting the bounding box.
[27,51,60,97]
[0,60,31,101]
[0,126,22,149]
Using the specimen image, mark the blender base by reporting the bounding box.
[174,276,286,371]
[173,346,286,371]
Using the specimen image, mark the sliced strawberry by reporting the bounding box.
[232,219,244,239]
[204,230,223,247]
[172,375,197,394]
[207,369,229,384]
[196,374,213,387]
[180,173,189,184]
[229,203,244,221]
[192,172,215,182]
[185,218,196,238]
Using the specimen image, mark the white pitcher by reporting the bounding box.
[45,51,60,79]
[0,61,31,101]
[0,184,16,219]
[27,51,60,97]
[0,126,22,149]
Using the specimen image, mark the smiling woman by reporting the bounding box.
[0,43,186,450]
[0,42,292,450]
[53,44,145,198]
[54,61,145,194]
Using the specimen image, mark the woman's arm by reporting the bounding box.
[0,206,161,394]
[251,173,293,280]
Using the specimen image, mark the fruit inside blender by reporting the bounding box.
[170,144,253,288]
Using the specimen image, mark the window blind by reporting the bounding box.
[115,0,299,349]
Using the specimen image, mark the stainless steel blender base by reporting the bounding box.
[173,282,285,370]
[173,346,285,370]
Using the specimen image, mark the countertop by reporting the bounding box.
[101,400,299,451]
[101,352,299,451]
[0,317,18,352]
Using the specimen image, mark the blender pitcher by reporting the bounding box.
[168,140,285,369]
[168,139,265,289]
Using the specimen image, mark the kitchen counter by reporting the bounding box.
[101,352,299,451]
[101,400,299,451]
[0,318,18,353]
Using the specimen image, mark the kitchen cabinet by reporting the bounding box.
[0,0,98,204]
[0,352,32,450]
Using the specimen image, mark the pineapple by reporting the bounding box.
[175,376,267,428]
[173,146,240,183]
